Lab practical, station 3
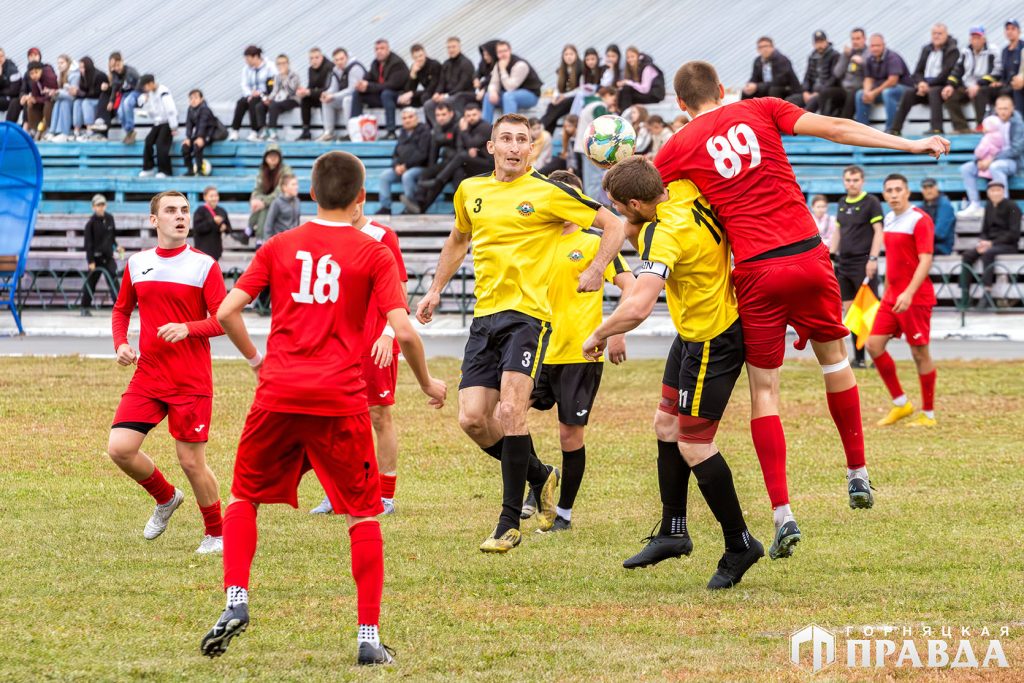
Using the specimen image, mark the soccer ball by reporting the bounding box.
[584,115,637,168]
[200,160,212,176]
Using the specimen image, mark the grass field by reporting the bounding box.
[1,355,1022,681]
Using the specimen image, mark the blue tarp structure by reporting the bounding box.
[0,122,43,334]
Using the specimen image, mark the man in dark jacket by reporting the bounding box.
[919,178,956,256]
[981,20,1024,114]
[81,194,118,315]
[92,52,140,139]
[0,48,20,117]
[959,181,1022,307]
[378,107,431,214]
[741,36,801,100]
[482,41,542,122]
[788,30,843,115]
[417,101,492,212]
[834,28,869,118]
[475,40,499,98]
[182,89,217,176]
[192,186,232,262]
[353,39,409,139]
[424,37,476,124]
[410,102,458,213]
[398,44,441,108]
[942,27,999,132]
[890,24,960,135]
[295,47,331,140]
[20,60,58,137]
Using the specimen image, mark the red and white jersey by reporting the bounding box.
[359,220,408,355]
[655,97,817,263]
[112,244,226,397]
[234,218,408,417]
[882,207,936,307]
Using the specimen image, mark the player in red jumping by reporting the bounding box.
[656,61,949,559]
[201,151,446,665]
[107,191,226,555]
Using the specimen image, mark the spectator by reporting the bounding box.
[0,48,20,118]
[670,114,688,132]
[46,54,79,141]
[411,101,459,213]
[600,44,621,87]
[73,57,106,141]
[86,53,118,137]
[540,45,583,134]
[834,28,869,119]
[295,47,331,140]
[378,107,430,215]
[417,101,492,211]
[528,117,553,168]
[890,24,960,136]
[789,30,843,115]
[958,95,1023,218]
[4,48,40,125]
[919,178,956,255]
[424,36,476,125]
[483,41,542,122]
[474,40,499,100]
[247,147,291,241]
[397,44,441,108]
[616,47,665,110]
[318,48,365,142]
[136,74,177,179]
[229,45,272,142]
[353,39,409,140]
[854,33,913,132]
[192,186,232,261]
[575,86,619,201]
[566,47,603,118]
[741,36,801,100]
[811,194,837,249]
[942,27,999,133]
[109,53,141,143]
[982,20,1024,114]
[959,181,1022,308]
[80,194,118,316]
[265,54,301,141]
[264,174,302,239]
[974,115,1006,177]
[646,115,671,157]
[539,113,580,175]
[627,104,651,155]
[20,60,58,139]
[182,89,217,176]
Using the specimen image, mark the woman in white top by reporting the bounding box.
[811,194,838,250]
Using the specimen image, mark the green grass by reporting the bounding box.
[0,356,1022,681]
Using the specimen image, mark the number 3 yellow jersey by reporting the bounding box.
[636,179,739,342]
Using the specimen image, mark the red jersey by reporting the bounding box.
[359,220,408,355]
[111,244,226,397]
[234,218,408,417]
[655,97,817,263]
[882,207,936,307]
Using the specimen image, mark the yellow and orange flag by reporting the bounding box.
[843,282,880,350]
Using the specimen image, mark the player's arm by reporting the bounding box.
[893,252,933,313]
[605,269,636,365]
[865,217,884,279]
[578,207,625,292]
[583,273,663,361]
[416,226,470,323]
[792,111,950,159]
[386,308,446,408]
[158,263,228,343]
[112,265,138,366]
[371,281,408,369]
[216,287,262,370]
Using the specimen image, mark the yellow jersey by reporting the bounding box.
[637,179,738,342]
[454,169,601,321]
[545,228,631,364]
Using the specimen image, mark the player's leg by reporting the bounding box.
[174,440,223,554]
[202,495,256,658]
[490,370,544,541]
[866,304,915,427]
[347,516,392,665]
[549,422,584,530]
[369,405,399,513]
[905,307,937,427]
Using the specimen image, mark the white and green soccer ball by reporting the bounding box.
[584,114,637,168]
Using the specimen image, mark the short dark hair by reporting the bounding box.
[648,115,665,126]
[492,113,531,140]
[203,185,218,196]
[150,191,188,216]
[311,151,364,210]
[332,47,348,57]
[843,164,864,178]
[244,45,262,58]
[602,156,664,203]
[138,74,155,89]
[280,172,297,184]
[548,170,582,190]
[883,173,908,188]
[673,61,720,108]
[811,194,828,204]
[188,88,204,98]
[527,117,542,127]
[447,36,461,43]
[109,51,123,62]
[410,43,425,54]
[597,85,617,97]
[851,27,866,36]
[435,102,452,113]
[276,53,289,62]
[920,177,938,188]
[464,101,481,111]
[374,38,389,47]
[309,46,322,54]
[496,40,511,50]
[757,36,774,46]
[27,61,42,72]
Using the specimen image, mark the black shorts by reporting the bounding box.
[835,257,877,301]
[661,318,745,421]
[459,311,552,390]
[531,362,604,426]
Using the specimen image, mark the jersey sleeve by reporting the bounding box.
[186,261,227,339]
[653,134,682,185]
[636,220,683,279]
[546,181,601,229]
[382,228,408,282]
[111,264,136,349]
[761,96,807,135]
[234,241,273,299]
[868,196,884,224]
[370,244,409,317]
[453,183,472,234]
[603,252,631,283]
[914,211,935,255]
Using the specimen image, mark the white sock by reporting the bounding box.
[773,504,793,528]
[226,586,248,608]
[358,624,380,646]
[555,506,572,521]
[923,410,935,419]
[892,394,908,407]
[847,466,869,481]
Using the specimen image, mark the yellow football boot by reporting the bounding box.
[479,528,522,553]
[877,402,914,426]
[907,413,937,428]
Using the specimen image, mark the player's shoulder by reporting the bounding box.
[361,219,395,243]
[456,172,492,194]
[910,206,934,225]
[529,170,602,209]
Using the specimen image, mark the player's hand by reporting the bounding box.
[421,376,447,408]
[582,333,606,362]
[371,333,394,369]
[607,334,627,365]
[116,343,137,366]
[416,290,441,324]
[908,135,950,159]
[865,260,878,280]
[576,265,603,293]
[892,291,913,313]
[156,322,190,343]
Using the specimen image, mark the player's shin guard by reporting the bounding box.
[200,500,223,537]
[826,385,866,470]
[138,467,176,505]
[482,436,549,488]
[222,501,258,590]
[379,474,396,500]
[919,369,936,413]
[873,351,905,400]
[349,521,384,626]
[657,440,689,536]
[692,453,748,552]
[497,435,532,535]
[750,416,789,507]
[557,447,586,511]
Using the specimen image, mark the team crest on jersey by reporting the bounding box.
[516,201,535,216]
[568,249,584,262]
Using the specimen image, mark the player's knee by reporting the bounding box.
[910,344,931,364]
[653,409,678,442]
[558,424,585,451]
[458,409,488,436]
[497,400,527,433]
[677,439,716,466]
[176,450,206,476]
[866,337,886,358]
[369,406,392,432]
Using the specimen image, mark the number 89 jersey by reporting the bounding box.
[234,219,408,417]
[654,97,818,264]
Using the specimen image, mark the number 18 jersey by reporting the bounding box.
[234,219,407,417]
[654,97,817,264]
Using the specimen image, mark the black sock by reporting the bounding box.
[692,452,749,553]
[483,436,549,487]
[482,438,504,461]
[557,446,586,510]
[657,440,690,536]
[495,435,532,536]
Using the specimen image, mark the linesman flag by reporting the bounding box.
[843,281,880,350]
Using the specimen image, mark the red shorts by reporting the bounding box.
[112,392,212,442]
[230,406,382,516]
[362,356,398,407]
[870,302,932,346]
[732,245,848,369]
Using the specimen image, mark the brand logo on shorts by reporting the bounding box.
[379,390,391,398]
[194,424,205,432]
[576,409,588,417]
[912,333,923,340]
[516,201,535,217]
[568,249,584,262]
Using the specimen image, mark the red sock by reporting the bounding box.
[873,351,904,400]
[223,501,258,590]
[750,416,789,507]
[349,521,384,626]
[138,467,175,505]
[919,369,936,412]
[199,500,223,537]
[826,385,866,469]
[379,474,397,500]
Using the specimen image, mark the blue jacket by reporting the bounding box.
[995,111,1024,166]
[920,193,956,255]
